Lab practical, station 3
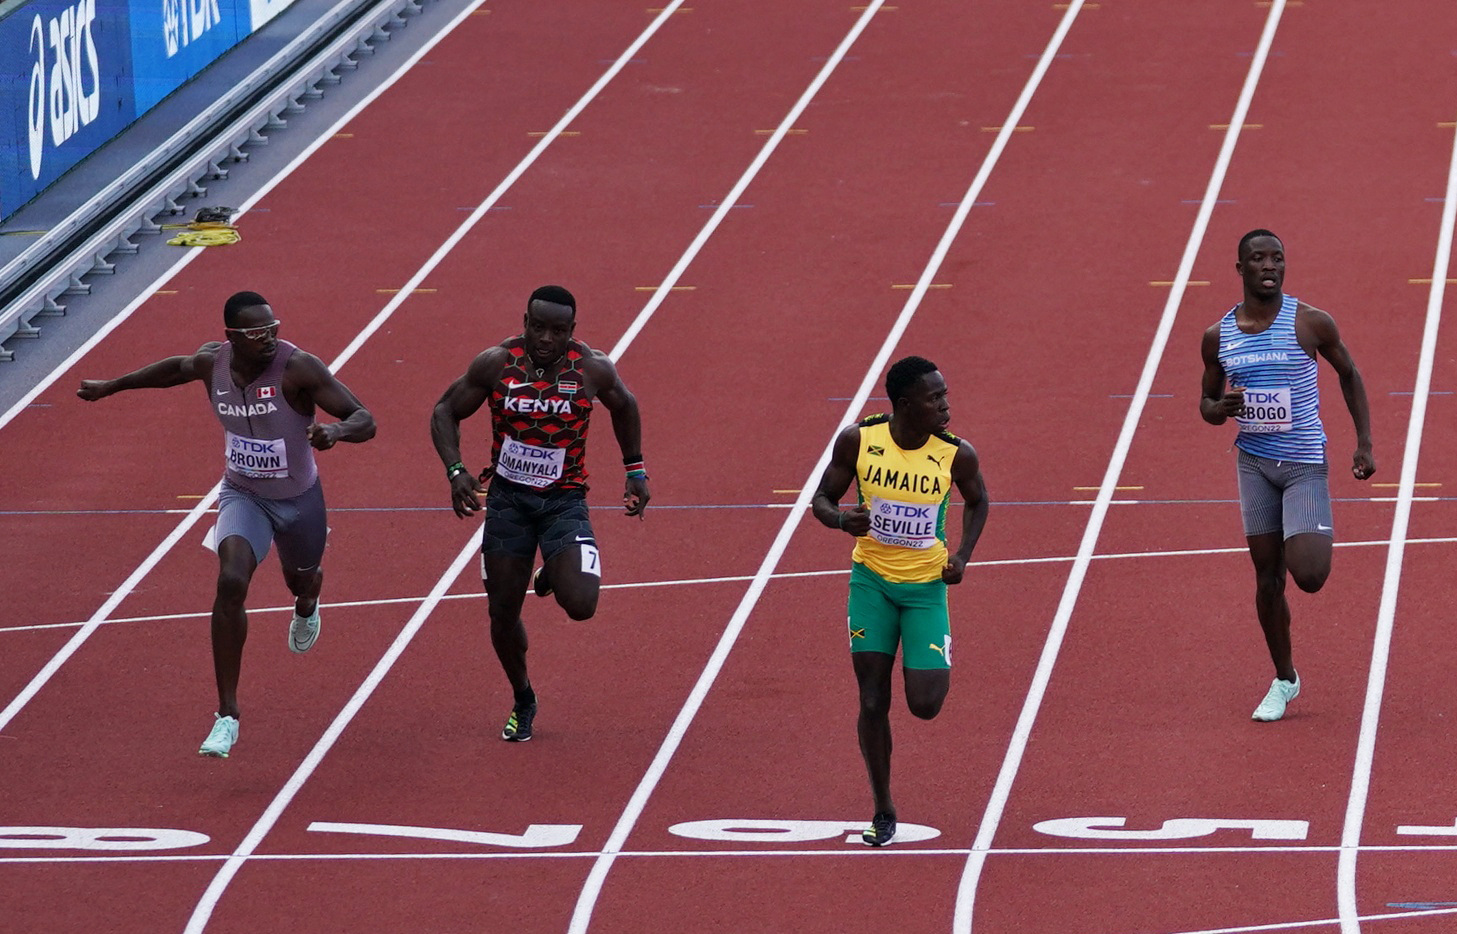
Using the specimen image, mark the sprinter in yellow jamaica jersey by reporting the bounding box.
[812,355,989,847]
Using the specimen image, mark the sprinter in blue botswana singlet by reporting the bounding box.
[1200,230,1375,723]
[79,291,375,759]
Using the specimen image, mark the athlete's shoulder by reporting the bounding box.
[1294,298,1332,320]
[857,413,891,428]
[932,428,962,447]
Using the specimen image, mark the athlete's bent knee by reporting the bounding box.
[1290,565,1329,594]
[908,697,944,720]
[558,594,598,621]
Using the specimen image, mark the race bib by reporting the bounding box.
[496,437,565,488]
[1235,386,1293,434]
[225,431,289,479]
[868,496,939,549]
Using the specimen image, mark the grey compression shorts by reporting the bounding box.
[215,477,328,570]
[1235,448,1332,539]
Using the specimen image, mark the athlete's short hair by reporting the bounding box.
[1237,228,1282,260]
[528,285,576,318]
[223,291,269,327]
[885,355,939,408]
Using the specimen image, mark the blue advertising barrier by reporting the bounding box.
[0,0,295,220]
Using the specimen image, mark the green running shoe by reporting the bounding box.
[199,714,239,758]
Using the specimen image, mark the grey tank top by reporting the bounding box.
[209,340,318,499]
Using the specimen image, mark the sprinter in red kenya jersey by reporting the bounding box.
[431,285,649,743]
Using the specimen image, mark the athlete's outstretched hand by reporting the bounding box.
[77,380,112,401]
[449,471,485,518]
[942,554,967,585]
[624,475,651,518]
[306,423,338,451]
[1352,447,1376,481]
[838,505,870,537]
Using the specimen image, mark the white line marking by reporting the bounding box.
[1165,906,1457,934]
[10,536,1457,638]
[952,3,1288,930]
[13,536,1457,637]
[1336,116,1457,934]
[0,0,503,739]
[567,3,1087,929]
[12,841,1457,866]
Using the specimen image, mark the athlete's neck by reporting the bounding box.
[888,415,931,451]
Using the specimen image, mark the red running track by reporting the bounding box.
[2,1,1457,932]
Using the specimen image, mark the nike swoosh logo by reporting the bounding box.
[1317,524,1332,531]
[215,390,228,396]
[505,380,529,390]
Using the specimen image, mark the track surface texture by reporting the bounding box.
[3,2,1457,933]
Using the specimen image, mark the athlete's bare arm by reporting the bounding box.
[943,441,989,585]
[584,351,651,517]
[812,425,870,536]
[431,347,508,518]
[1199,324,1243,426]
[77,342,220,401]
[1298,303,1375,480]
[283,351,376,451]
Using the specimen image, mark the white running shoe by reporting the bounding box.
[199,714,239,757]
[1252,674,1300,722]
[289,605,321,654]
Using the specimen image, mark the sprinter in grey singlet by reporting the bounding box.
[1200,231,1375,723]
[79,291,375,758]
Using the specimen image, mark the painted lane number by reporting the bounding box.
[669,818,941,845]
[0,826,209,850]
[1033,816,1308,841]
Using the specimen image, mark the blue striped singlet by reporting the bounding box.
[1216,294,1325,463]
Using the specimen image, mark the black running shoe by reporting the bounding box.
[532,566,553,598]
[502,702,537,742]
[862,811,897,847]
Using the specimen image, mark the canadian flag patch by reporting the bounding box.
[257,386,276,399]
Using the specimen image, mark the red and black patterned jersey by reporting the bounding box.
[487,338,594,490]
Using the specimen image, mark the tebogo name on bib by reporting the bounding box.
[1235,386,1293,434]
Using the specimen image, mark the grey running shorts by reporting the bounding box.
[1235,448,1333,539]
[214,477,328,570]
[481,480,595,562]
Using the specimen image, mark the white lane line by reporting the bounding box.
[1336,120,1457,933]
[566,3,1090,930]
[13,841,1457,866]
[12,536,1457,637]
[951,3,1290,931]
[1167,905,1457,934]
[184,1,903,927]
[0,0,499,739]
